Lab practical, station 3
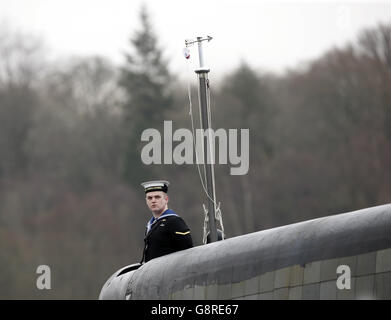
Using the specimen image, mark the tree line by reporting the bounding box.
[0,7,390,299]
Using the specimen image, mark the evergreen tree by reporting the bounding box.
[119,5,174,185]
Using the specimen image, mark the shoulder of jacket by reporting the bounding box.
[163,215,183,222]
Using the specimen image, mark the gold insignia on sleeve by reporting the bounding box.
[175,231,191,235]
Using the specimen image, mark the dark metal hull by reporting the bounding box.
[100,203,391,300]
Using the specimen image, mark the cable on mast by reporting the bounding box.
[183,36,225,244]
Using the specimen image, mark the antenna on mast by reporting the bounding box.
[184,36,222,244]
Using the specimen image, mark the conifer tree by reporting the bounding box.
[119,5,174,184]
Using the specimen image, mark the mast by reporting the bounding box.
[185,36,218,243]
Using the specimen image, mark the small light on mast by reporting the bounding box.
[183,47,191,59]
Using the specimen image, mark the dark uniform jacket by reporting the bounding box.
[142,209,193,263]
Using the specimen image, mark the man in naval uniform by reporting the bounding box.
[140,180,193,263]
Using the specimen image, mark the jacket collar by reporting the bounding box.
[146,209,178,233]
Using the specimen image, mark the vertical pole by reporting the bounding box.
[197,37,205,68]
[195,38,218,243]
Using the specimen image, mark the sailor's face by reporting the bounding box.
[146,191,168,216]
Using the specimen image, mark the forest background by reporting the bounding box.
[1,5,391,299]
